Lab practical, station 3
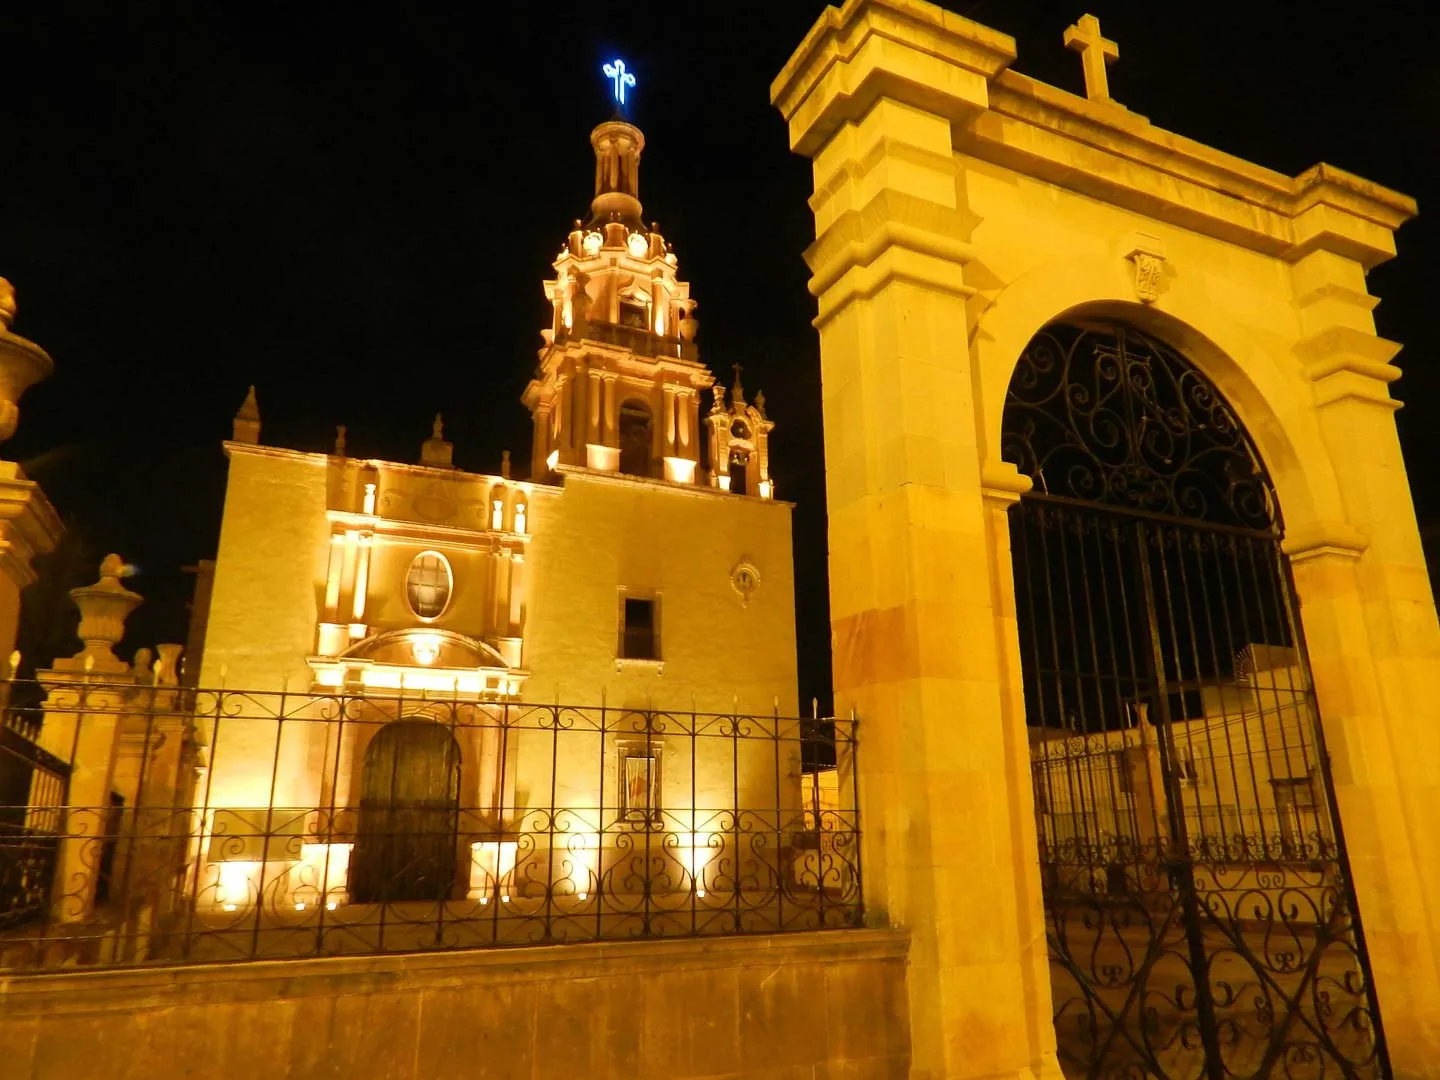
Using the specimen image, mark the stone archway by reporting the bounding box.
[774,4,1440,1074]
[1002,316,1384,1077]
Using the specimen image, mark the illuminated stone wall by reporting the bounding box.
[0,930,910,1079]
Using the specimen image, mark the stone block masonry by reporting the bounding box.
[0,929,909,1080]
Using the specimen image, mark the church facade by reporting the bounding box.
[177,111,808,920]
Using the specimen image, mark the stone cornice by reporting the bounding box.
[0,461,63,587]
[775,0,1416,269]
[771,0,1015,157]
[325,509,533,548]
[555,465,796,508]
[805,189,974,299]
[222,441,541,492]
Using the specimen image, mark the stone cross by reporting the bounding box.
[1063,14,1118,102]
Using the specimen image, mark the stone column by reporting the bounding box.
[530,402,552,478]
[554,374,570,453]
[588,369,603,445]
[660,385,676,458]
[602,374,619,446]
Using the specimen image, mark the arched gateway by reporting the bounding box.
[774,3,1438,1076]
[1004,319,1384,1076]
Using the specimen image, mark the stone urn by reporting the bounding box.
[70,554,143,664]
[678,308,699,344]
[0,279,56,443]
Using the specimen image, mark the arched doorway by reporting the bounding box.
[618,399,653,477]
[350,720,461,904]
[1004,320,1386,1078]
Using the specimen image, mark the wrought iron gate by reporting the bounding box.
[1003,320,1387,1079]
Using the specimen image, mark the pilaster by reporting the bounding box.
[1287,247,1440,1069]
[783,8,1055,1068]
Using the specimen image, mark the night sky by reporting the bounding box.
[1,1,1435,706]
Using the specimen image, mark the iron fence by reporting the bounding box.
[0,681,860,971]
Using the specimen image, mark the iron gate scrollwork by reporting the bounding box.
[1004,321,1388,1079]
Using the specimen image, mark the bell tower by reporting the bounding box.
[524,59,780,496]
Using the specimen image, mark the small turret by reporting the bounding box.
[232,386,261,444]
[420,413,454,468]
[706,364,776,499]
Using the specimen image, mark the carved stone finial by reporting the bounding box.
[754,389,767,419]
[730,363,745,405]
[335,425,347,456]
[132,646,155,682]
[68,554,143,668]
[232,385,261,444]
[710,385,727,414]
[501,449,512,480]
[432,413,444,439]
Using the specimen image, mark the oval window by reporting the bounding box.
[406,551,452,620]
[730,419,750,440]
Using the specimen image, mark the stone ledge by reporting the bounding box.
[0,928,909,1016]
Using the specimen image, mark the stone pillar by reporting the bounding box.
[798,92,1053,1078]
[37,555,143,924]
[679,389,696,458]
[650,385,665,464]
[1281,246,1440,1071]
[604,374,620,446]
[774,14,1058,1077]
[588,369,603,445]
[660,386,676,457]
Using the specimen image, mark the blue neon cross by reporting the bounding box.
[602,59,636,106]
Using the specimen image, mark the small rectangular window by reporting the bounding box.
[621,597,658,660]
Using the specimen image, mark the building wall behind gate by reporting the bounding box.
[0,930,909,1080]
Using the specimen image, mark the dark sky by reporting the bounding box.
[1,1,1435,706]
